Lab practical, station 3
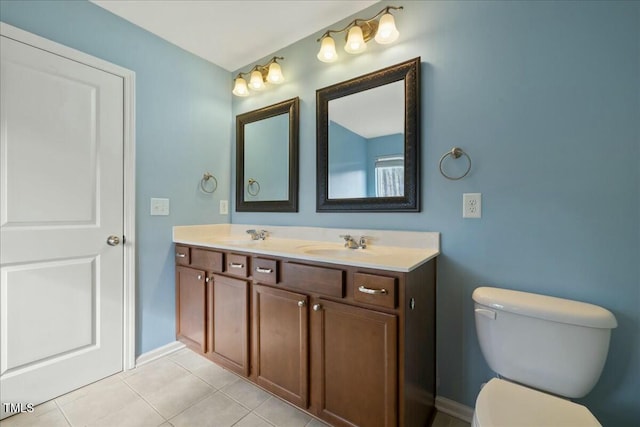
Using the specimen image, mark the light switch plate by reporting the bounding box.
[150,198,170,216]
[220,200,228,215]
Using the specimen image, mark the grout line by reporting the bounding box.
[156,386,218,424]
[120,374,169,423]
[230,411,275,427]
[54,400,73,427]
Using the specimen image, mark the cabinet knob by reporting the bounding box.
[197,274,203,280]
[298,300,306,307]
[312,304,322,311]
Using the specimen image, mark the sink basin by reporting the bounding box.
[297,244,382,258]
[216,238,262,246]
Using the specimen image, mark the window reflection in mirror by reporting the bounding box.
[327,80,404,199]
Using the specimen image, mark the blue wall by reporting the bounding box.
[328,121,367,198]
[2,0,638,425]
[244,113,289,201]
[232,1,639,425]
[0,0,232,355]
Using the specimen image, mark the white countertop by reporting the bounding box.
[173,224,440,272]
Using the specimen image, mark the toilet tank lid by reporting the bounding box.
[473,287,617,329]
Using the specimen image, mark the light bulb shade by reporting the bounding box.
[345,25,367,54]
[266,62,284,84]
[375,13,399,44]
[317,36,338,62]
[232,77,249,96]
[249,70,266,90]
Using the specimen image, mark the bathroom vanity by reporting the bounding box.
[173,224,439,427]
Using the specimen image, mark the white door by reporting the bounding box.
[0,34,124,417]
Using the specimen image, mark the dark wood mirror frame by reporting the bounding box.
[316,57,420,212]
[236,97,299,212]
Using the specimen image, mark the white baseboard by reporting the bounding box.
[135,341,185,368]
[435,396,474,423]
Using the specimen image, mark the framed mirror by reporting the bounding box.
[316,57,420,212]
[236,97,299,212]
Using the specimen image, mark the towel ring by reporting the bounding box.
[439,147,472,180]
[200,172,217,193]
[247,178,261,196]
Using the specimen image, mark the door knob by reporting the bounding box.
[107,235,120,246]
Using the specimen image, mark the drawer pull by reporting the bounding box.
[298,300,306,308]
[176,253,186,258]
[358,285,388,295]
[229,262,245,269]
[256,267,273,274]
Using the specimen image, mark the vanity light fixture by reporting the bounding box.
[232,56,285,97]
[316,5,403,63]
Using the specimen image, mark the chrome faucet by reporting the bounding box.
[246,229,269,240]
[340,235,367,249]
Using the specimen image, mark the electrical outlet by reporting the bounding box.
[463,193,481,218]
[219,200,228,215]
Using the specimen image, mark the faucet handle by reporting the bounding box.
[246,229,258,240]
[339,234,353,246]
[358,236,369,248]
[259,230,269,240]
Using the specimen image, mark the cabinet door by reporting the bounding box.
[253,284,309,408]
[176,266,206,352]
[312,299,398,427]
[210,275,249,376]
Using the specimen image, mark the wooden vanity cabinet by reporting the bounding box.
[175,244,436,427]
[311,298,398,427]
[175,265,207,352]
[209,274,249,376]
[175,245,252,376]
[252,284,309,407]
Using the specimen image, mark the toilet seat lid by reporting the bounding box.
[474,378,601,427]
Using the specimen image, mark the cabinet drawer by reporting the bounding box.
[282,263,344,298]
[226,254,249,278]
[353,273,397,309]
[253,258,278,285]
[191,248,223,272]
[175,245,190,265]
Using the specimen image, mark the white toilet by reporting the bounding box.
[472,286,617,427]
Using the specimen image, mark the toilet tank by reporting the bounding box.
[473,286,617,399]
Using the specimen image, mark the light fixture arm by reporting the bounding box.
[316,6,403,41]
[235,56,284,80]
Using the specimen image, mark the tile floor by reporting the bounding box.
[0,348,470,427]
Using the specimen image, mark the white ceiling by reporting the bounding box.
[330,80,404,138]
[90,0,379,72]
